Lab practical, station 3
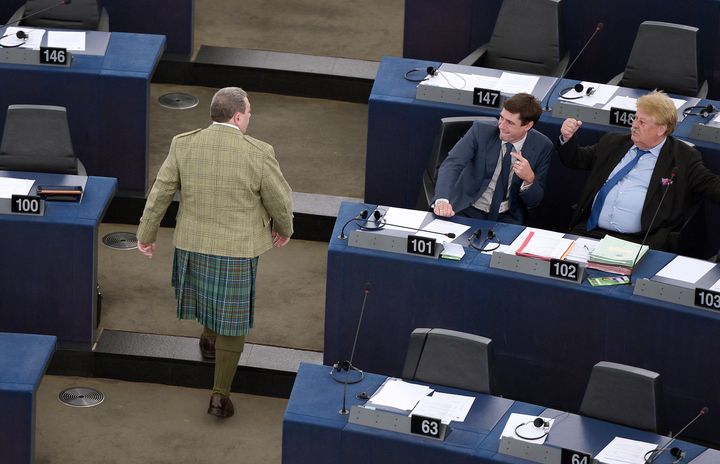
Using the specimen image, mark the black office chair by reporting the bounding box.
[402,328,496,394]
[416,116,497,211]
[460,0,568,77]
[0,105,86,175]
[579,361,667,434]
[9,0,109,31]
[608,21,707,98]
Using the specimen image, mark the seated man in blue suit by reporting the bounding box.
[433,93,553,224]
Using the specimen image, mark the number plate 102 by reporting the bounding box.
[549,259,580,282]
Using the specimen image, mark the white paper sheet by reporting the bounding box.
[414,219,470,245]
[379,207,428,232]
[564,237,599,264]
[0,177,35,199]
[595,437,658,464]
[440,242,465,260]
[500,413,554,445]
[412,392,475,424]
[603,95,637,111]
[497,72,539,94]
[0,27,45,50]
[559,82,618,107]
[655,255,716,284]
[517,234,574,260]
[367,378,433,412]
[505,227,565,254]
[47,31,86,51]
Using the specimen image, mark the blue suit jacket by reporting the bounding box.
[433,121,554,224]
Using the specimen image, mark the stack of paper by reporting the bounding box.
[440,243,465,260]
[515,230,575,260]
[365,378,434,414]
[587,235,649,275]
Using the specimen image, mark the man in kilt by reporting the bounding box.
[136,87,294,418]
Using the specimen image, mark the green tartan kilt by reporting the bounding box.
[172,248,259,336]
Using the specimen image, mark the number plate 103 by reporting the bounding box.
[695,288,720,311]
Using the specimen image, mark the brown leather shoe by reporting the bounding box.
[199,335,216,359]
[207,393,234,418]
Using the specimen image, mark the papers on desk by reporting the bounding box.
[0,177,34,198]
[423,70,538,94]
[378,207,469,245]
[47,31,86,51]
[414,219,470,245]
[515,230,575,260]
[655,255,716,284]
[586,235,648,275]
[412,392,475,424]
[366,378,434,413]
[0,27,45,50]
[563,237,599,264]
[440,242,465,260]
[595,437,658,464]
[559,82,618,107]
[500,413,554,445]
[381,207,427,231]
[603,95,686,111]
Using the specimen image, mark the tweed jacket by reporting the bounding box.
[137,124,294,258]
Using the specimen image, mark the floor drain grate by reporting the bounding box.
[58,387,105,407]
[102,232,138,250]
[158,92,199,109]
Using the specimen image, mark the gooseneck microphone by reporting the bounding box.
[629,166,679,283]
[543,22,604,112]
[335,283,372,415]
[644,406,709,463]
[359,218,457,239]
[0,0,73,31]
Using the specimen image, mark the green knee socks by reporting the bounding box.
[212,334,246,397]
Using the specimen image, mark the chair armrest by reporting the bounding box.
[552,52,570,77]
[459,44,489,67]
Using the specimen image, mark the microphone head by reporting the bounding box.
[596,22,604,32]
[447,232,456,239]
[363,282,372,293]
[671,167,680,178]
[701,406,709,415]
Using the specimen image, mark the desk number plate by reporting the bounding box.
[473,88,501,108]
[11,195,42,214]
[40,47,69,66]
[549,259,580,282]
[609,107,636,127]
[561,448,592,464]
[695,288,720,311]
[407,235,436,257]
[410,415,442,438]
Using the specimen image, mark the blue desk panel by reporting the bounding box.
[0,0,190,56]
[366,56,720,253]
[0,32,165,193]
[284,363,712,464]
[0,332,56,464]
[325,202,720,446]
[0,172,116,349]
[403,0,720,100]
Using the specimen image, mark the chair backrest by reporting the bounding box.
[620,21,704,97]
[485,0,565,76]
[0,105,80,175]
[579,361,666,434]
[416,116,497,210]
[402,328,496,394]
[23,0,103,30]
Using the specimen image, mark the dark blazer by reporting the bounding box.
[433,122,554,224]
[558,132,720,249]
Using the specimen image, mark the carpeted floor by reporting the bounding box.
[98,224,327,351]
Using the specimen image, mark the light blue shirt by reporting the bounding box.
[595,139,666,233]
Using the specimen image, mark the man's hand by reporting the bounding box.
[511,151,535,184]
[138,241,156,259]
[272,231,290,247]
[433,200,455,217]
[561,118,583,141]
